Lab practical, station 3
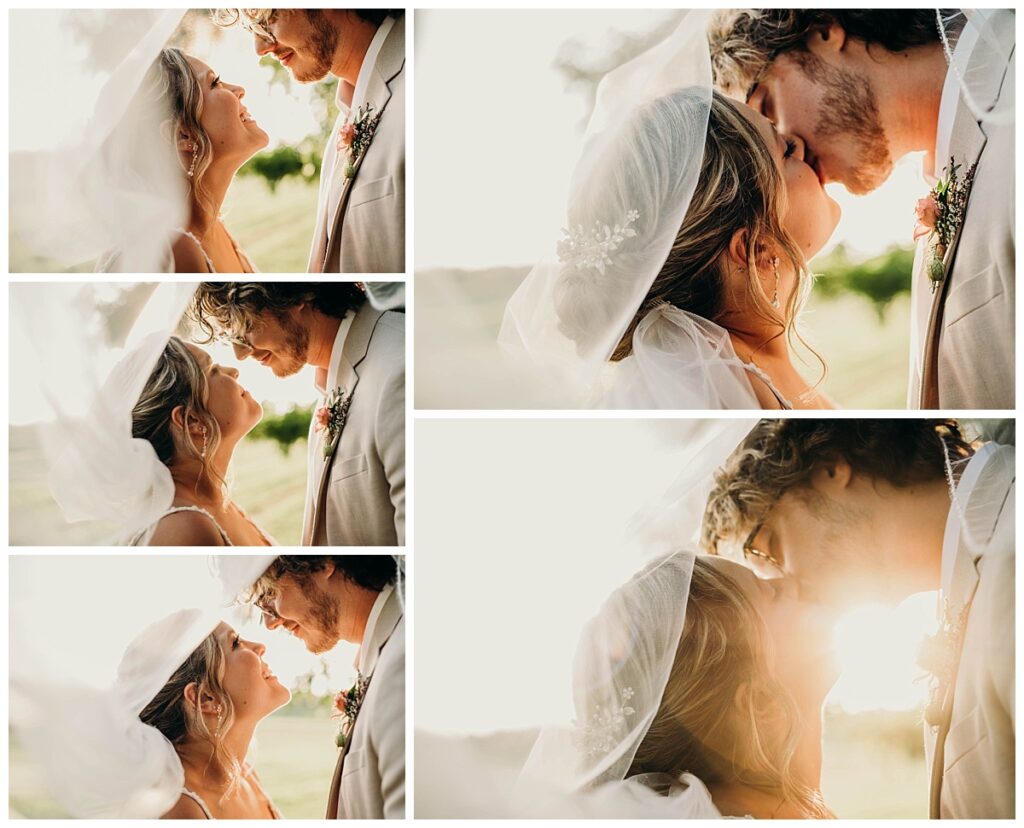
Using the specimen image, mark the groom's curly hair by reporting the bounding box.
[701,419,976,556]
[188,282,366,344]
[709,10,963,97]
[246,555,399,604]
[211,9,402,31]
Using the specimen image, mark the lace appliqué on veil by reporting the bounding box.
[557,210,639,275]
[574,686,636,759]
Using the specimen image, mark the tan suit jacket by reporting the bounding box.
[925,445,1014,818]
[909,11,1014,408]
[308,16,405,274]
[302,302,405,546]
[327,586,405,819]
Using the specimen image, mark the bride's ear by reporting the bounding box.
[170,406,205,441]
[725,228,750,272]
[183,683,222,716]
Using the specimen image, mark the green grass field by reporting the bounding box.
[9,713,337,819]
[415,267,910,409]
[9,426,306,546]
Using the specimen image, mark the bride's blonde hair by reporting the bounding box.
[139,633,243,797]
[152,47,215,214]
[131,336,224,491]
[629,557,832,818]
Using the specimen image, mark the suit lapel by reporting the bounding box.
[918,112,987,409]
[307,304,387,545]
[326,587,403,818]
[918,22,1014,407]
[322,18,405,270]
[928,451,1011,815]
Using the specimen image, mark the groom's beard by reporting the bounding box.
[268,312,310,377]
[797,52,892,196]
[300,579,343,654]
[291,10,338,83]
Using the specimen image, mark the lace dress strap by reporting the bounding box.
[180,787,214,819]
[739,361,793,410]
[128,505,233,546]
[177,229,217,273]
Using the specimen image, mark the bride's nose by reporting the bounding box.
[250,639,267,656]
[223,365,240,379]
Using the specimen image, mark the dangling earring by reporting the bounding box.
[187,144,198,178]
[215,704,224,737]
[770,257,781,309]
[200,428,208,460]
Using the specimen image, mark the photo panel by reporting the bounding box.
[9,553,406,819]
[415,9,1014,410]
[414,417,1013,818]
[10,9,405,275]
[9,281,405,547]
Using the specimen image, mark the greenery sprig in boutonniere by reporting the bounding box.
[914,157,977,294]
[332,672,370,748]
[337,103,382,179]
[918,597,972,727]
[313,386,352,460]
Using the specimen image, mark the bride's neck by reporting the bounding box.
[178,717,257,789]
[188,160,241,237]
[168,446,234,507]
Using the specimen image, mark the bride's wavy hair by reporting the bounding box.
[139,632,243,799]
[132,336,225,492]
[628,557,832,818]
[148,47,216,216]
[555,88,819,378]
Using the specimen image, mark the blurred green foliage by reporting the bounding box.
[239,55,339,193]
[812,243,915,321]
[249,404,313,455]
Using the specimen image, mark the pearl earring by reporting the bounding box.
[771,257,781,309]
[200,429,208,460]
[187,144,198,178]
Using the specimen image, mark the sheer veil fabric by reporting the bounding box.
[10,10,187,272]
[498,11,762,409]
[11,282,197,543]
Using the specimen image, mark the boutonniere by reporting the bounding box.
[332,672,370,748]
[914,157,977,293]
[336,103,382,179]
[918,597,972,727]
[313,386,352,460]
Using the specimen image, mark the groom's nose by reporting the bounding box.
[254,33,275,57]
[233,342,253,360]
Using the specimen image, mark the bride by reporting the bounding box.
[129,337,274,546]
[550,550,838,818]
[152,49,266,273]
[500,12,841,409]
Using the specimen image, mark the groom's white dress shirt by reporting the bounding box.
[307,15,405,274]
[301,301,405,546]
[327,583,405,819]
[925,442,1014,818]
[908,9,1014,408]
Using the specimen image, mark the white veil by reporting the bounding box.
[10,282,196,544]
[9,10,187,272]
[498,11,761,409]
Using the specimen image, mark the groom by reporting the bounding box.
[708,10,1014,409]
[214,554,405,819]
[703,419,1014,818]
[189,282,405,546]
[216,9,405,273]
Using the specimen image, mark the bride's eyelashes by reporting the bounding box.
[211,75,222,89]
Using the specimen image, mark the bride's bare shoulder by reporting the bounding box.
[148,509,227,547]
[171,232,212,274]
[161,793,208,819]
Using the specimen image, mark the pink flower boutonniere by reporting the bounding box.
[336,103,382,179]
[314,386,352,460]
[918,597,972,727]
[331,672,370,748]
[915,157,977,293]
